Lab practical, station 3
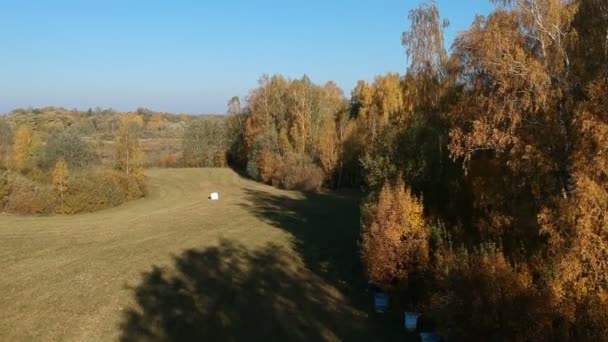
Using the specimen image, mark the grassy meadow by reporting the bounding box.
[0,168,403,341]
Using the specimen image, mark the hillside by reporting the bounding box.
[0,168,401,341]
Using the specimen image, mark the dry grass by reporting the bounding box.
[0,168,403,341]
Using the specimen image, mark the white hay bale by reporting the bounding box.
[209,192,219,200]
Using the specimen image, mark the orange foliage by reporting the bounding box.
[361,180,430,290]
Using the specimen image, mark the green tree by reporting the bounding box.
[38,129,96,170]
[0,120,12,169]
[182,118,227,167]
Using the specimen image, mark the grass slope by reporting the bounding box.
[0,168,403,341]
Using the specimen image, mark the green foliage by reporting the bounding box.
[0,167,146,215]
[0,170,8,208]
[239,74,348,190]
[64,169,146,214]
[360,126,400,191]
[0,120,12,169]
[181,117,228,167]
[38,129,97,170]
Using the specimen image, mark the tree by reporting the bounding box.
[181,118,228,167]
[361,180,430,290]
[0,120,12,169]
[115,115,143,175]
[240,74,347,189]
[11,125,40,172]
[318,120,338,186]
[38,129,96,170]
[51,159,69,214]
[147,113,168,133]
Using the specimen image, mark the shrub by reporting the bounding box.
[427,245,549,341]
[0,171,8,209]
[5,173,56,215]
[11,125,41,173]
[270,154,324,192]
[38,129,97,170]
[182,118,228,167]
[360,179,430,290]
[0,168,147,215]
[64,169,146,214]
[161,153,178,168]
[0,120,12,169]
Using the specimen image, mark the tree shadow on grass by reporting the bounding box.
[120,240,391,342]
[240,188,366,305]
[238,188,406,338]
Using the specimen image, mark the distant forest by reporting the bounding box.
[1,0,607,339]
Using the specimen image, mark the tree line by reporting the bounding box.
[0,115,147,214]
[225,0,608,339]
[1,0,606,337]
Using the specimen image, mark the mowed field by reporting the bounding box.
[0,168,402,341]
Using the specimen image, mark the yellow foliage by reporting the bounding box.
[51,159,69,214]
[361,180,429,289]
[11,125,40,172]
[115,115,143,176]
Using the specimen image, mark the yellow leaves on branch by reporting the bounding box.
[11,125,40,172]
[361,180,430,289]
[51,159,69,191]
[115,115,144,176]
[51,159,69,214]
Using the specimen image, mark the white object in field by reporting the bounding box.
[404,312,419,332]
[210,192,219,200]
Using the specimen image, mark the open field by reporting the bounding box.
[0,168,402,341]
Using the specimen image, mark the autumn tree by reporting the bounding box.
[182,118,228,167]
[351,74,405,146]
[238,74,347,190]
[51,159,69,214]
[226,96,248,167]
[11,125,40,172]
[115,115,143,175]
[361,179,430,290]
[146,113,169,133]
[438,0,608,337]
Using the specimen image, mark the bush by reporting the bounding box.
[64,169,146,214]
[0,171,8,209]
[0,120,12,169]
[427,245,549,341]
[5,173,56,215]
[270,154,324,192]
[0,168,146,215]
[182,118,228,167]
[37,129,97,170]
[360,179,430,291]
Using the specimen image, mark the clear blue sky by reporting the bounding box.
[0,0,493,114]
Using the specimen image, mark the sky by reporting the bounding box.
[0,1,493,114]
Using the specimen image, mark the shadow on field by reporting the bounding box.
[119,240,382,342]
[238,189,406,339]
[240,189,366,303]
